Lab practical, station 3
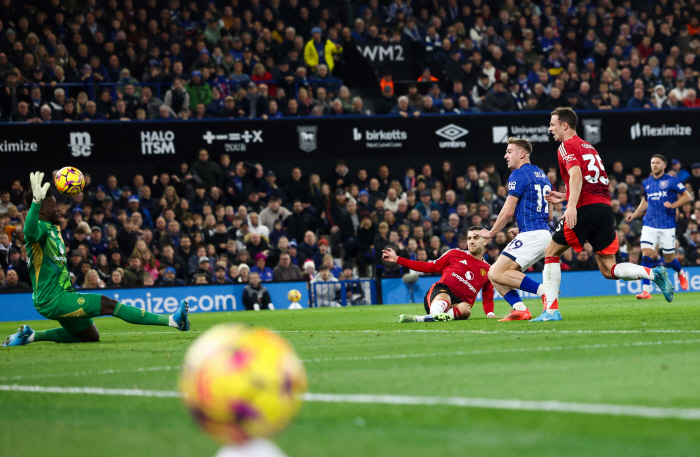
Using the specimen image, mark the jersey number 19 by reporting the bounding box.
[534,184,552,212]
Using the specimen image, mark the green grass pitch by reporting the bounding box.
[2,294,700,457]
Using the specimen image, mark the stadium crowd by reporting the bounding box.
[1,155,700,292]
[0,0,699,122]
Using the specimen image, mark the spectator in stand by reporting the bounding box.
[391,95,420,118]
[627,87,654,109]
[304,27,341,73]
[163,78,190,117]
[242,272,273,310]
[251,253,273,282]
[273,252,303,281]
[683,90,700,108]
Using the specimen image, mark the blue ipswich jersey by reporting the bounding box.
[642,173,686,229]
[507,163,552,232]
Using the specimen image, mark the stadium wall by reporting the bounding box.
[0,281,309,322]
[1,268,699,322]
[0,109,696,186]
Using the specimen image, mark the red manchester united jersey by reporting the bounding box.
[397,249,494,306]
[557,135,611,208]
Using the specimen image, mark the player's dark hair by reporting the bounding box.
[23,190,33,207]
[507,137,533,155]
[551,107,578,130]
[467,226,485,233]
[23,188,55,207]
[652,154,667,164]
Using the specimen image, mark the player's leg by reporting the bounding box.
[597,252,674,302]
[491,231,550,320]
[638,226,658,298]
[450,302,471,321]
[400,285,455,323]
[530,239,570,322]
[4,318,99,346]
[101,295,190,330]
[660,228,688,290]
[638,246,656,299]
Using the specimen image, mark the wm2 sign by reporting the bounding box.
[356,44,414,79]
[356,44,405,62]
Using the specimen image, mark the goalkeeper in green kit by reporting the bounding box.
[2,172,190,346]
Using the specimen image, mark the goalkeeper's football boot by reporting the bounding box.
[530,310,563,322]
[679,271,689,291]
[652,266,674,302]
[2,325,33,346]
[399,314,417,323]
[499,309,532,321]
[173,300,190,331]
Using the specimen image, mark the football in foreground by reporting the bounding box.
[179,323,307,444]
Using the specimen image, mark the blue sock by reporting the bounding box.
[520,276,541,295]
[642,256,653,287]
[664,258,682,273]
[504,290,522,308]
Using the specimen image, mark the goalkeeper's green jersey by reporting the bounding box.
[24,202,75,307]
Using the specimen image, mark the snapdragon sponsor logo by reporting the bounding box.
[202,130,263,152]
[451,272,476,294]
[435,124,468,148]
[0,140,38,152]
[353,128,407,148]
[492,125,550,143]
[141,131,176,154]
[630,123,692,140]
[113,291,237,313]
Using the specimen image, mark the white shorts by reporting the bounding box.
[502,229,552,271]
[640,226,676,253]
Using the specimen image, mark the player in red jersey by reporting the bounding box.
[382,226,497,322]
[533,107,674,322]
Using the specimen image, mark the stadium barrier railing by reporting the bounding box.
[310,279,376,308]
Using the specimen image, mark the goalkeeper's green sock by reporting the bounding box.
[32,328,83,343]
[113,302,171,326]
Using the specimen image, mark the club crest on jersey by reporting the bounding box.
[77,297,85,306]
[481,268,487,276]
[660,181,668,189]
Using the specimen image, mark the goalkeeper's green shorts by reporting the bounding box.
[36,291,103,335]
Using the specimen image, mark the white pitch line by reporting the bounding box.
[5,339,700,382]
[300,339,700,363]
[98,329,700,335]
[0,365,180,382]
[2,384,699,421]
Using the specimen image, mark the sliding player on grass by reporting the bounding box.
[478,137,551,321]
[2,172,190,347]
[625,154,690,299]
[537,108,673,322]
[383,226,496,322]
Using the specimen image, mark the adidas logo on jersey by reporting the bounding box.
[459,260,469,265]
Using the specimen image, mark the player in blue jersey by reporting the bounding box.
[626,154,691,298]
[479,137,552,321]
